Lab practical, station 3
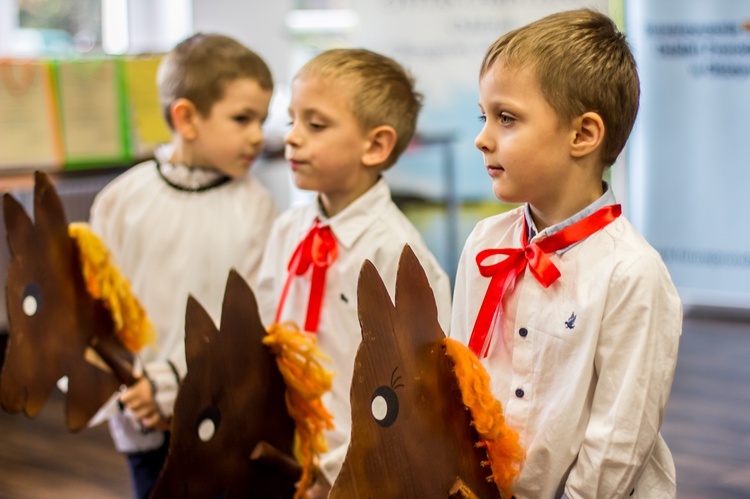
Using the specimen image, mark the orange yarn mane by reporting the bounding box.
[68,222,155,352]
[443,337,525,498]
[263,322,334,498]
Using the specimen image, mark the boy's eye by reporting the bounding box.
[499,114,515,125]
[233,115,250,124]
[309,122,326,130]
[477,115,487,123]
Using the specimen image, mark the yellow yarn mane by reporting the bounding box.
[263,322,334,499]
[443,337,525,498]
[68,222,155,352]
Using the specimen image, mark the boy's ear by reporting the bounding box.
[362,125,398,167]
[170,98,200,140]
[570,111,605,159]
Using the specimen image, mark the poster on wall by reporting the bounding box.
[351,0,609,276]
[626,0,750,309]
[123,55,171,157]
[55,59,131,169]
[0,60,63,170]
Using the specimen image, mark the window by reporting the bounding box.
[11,0,101,56]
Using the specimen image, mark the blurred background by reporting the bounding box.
[0,0,749,497]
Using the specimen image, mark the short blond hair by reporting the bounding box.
[157,33,273,129]
[295,48,422,169]
[480,9,640,167]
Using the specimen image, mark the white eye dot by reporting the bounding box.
[23,296,38,316]
[371,395,388,421]
[197,418,216,442]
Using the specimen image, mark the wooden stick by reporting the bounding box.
[449,476,480,499]
[90,335,137,387]
[250,441,302,480]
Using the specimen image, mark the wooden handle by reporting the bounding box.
[90,336,138,386]
[250,441,303,480]
[448,476,480,499]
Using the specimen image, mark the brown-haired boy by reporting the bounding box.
[450,9,682,498]
[90,33,277,498]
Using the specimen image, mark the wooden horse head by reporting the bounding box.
[1,171,131,431]
[330,245,502,498]
[151,270,298,498]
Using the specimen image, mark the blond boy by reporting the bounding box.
[256,49,452,497]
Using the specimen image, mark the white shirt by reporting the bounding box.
[90,159,277,451]
[450,197,682,499]
[255,177,452,485]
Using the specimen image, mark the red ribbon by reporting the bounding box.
[469,204,622,357]
[275,219,338,333]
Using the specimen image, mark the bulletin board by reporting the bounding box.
[626,0,750,309]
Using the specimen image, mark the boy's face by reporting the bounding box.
[190,77,272,178]
[475,62,576,209]
[285,75,373,203]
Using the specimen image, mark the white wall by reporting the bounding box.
[191,0,292,86]
[0,0,18,55]
[127,0,193,54]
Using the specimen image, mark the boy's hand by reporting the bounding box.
[119,377,166,430]
[306,474,331,499]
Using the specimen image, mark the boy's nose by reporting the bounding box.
[474,127,493,153]
[248,124,264,145]
[284,123,300,147]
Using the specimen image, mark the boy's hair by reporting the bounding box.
[480,9,640,167]
[157,33,273,129]
[295,48,422,169]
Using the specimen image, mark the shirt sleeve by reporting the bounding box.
[243,190,279,287]
[449,232,474,344]
[144,358,182,418]
[253,218,285,328]
[431,268,453,336]
[88,186,114,242]
[564,255,681,498]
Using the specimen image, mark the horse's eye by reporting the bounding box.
[370,385,399,428]
[22,283,42,317]
[196,406,221,442]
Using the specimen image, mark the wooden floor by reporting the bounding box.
[661,315,750,498]
[1,316,749,498]
[0,390,132,498]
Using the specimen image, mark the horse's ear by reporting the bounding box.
[3,192,33,257]
[184,294,216,369]
[357,259,396,344]
[33,171,68,237]
[393,245,442,345]
[220,269,263,342]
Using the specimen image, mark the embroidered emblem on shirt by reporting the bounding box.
[340,293,349,304]
[565,312,577,330]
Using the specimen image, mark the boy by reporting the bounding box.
[89,33,277,498]
[450,9,682,499]
[255,48,452,497]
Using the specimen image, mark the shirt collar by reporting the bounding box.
[155,144,231,192]
[525,181,617,253]
[298,177,392,249]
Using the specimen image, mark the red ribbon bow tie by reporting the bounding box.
[276,219,338,333]
[468,204,621,357]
